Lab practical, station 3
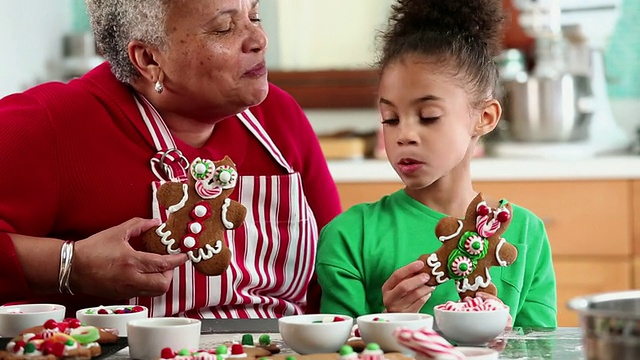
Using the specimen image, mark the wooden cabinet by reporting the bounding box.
[335,179,635,327]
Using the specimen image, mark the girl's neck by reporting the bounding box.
[405,160,477,218]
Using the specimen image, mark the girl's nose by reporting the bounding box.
[397,123,419,145]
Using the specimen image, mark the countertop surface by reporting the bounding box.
[110,319,586,359]
[327,155,640,182]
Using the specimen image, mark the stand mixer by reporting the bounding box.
[492,0,630,159]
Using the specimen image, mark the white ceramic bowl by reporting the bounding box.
[278,314,354,354]
[0,303,66,338]
[127,317,201,360]
[76,305,148,336]
[357,313,434,353]
[434,307,509,346]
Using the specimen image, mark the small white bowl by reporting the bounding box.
[278,314,354,354]
[0,304,66,337]
[434,307,509,346]
[127,317,201,360]
[357,313,434,353]
[76,305,148,336]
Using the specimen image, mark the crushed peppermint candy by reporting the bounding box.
[435,297,506,312]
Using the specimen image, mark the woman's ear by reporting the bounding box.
[127,40,163,84]
[474,99,502,137]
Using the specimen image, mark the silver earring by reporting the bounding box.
[154,80,164,94]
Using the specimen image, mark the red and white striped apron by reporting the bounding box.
[129,95,318,318]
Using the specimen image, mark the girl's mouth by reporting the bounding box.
[397,158,424,175]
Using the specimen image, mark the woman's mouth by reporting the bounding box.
[396,158,424,175]
[243,62,267,78]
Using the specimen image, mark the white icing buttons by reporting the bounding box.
[183,236,196,248]
[190,222,203,234]
[194,205,208,218]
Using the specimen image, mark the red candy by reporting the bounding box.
[161,348,176,359]
[477,204,490,216]
[132,306,145,313]
[231,344,244,355]
[497,210,510,223]
[43,319,58,330]
[97,309,109,314]
[66,318,82,329]
[333,316,346,322]
[13,340,26,352]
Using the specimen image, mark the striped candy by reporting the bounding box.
[393,328,465,360]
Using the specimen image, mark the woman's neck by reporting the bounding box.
[161,112,216,148]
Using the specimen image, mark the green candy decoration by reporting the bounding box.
[71,326,101,344]
[216,345,228,355]
[258,334,271,346]
[24,342,36,354]
[366,343,381,351]
[446,231,489,280]
[178,349,190,356]
[241,334,254,346]
[286,356,296,360]
[339,345,354,355]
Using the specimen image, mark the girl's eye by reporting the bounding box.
[420,116,440,124]
[381,118,399,125]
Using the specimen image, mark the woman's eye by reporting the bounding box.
[381,118,399,125]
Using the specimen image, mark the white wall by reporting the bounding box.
[271,0,393,70]
[0,0,72,97]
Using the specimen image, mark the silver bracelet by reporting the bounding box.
[57,240,75,295]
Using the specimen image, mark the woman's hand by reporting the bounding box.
[71,217,188,299]
[474,292,513,330]
[381,260,435,313]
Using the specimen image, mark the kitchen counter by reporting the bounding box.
[327,155,640,182]
[109,319,587,359]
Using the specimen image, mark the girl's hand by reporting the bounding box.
[474,292,513,330]
[381,260,435,313]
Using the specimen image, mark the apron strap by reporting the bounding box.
[236,110,295,174]
[134,94,188,181]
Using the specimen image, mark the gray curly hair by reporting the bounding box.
[85,0,173,83]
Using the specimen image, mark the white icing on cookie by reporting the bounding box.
[495,238,509,266]
[438,220,463,242]
[221,198,234,229]
[157,223,181,255]
[187,240,223,263]
[427,253,449,284]
[167,183,189,213]
[456,267,492,293]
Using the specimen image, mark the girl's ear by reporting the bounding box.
[474,99,502,137]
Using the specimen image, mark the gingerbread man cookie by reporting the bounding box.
[418,193,518,298]
[143,156,247,276]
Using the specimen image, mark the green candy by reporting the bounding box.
[258,334,271,346]
[216,345,228,355]
[24,343,36,354]
[70,326,100,344]
[366,343,381,351]
[339,345,354,355]
[242,334,254,346]
[286,356,296,360]
[178,349,190,356]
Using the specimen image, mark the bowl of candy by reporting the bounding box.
[278,314,353,354]
[76,305,148,336]
[434,298,509,346]
[356,313,434,353]
[0,303,66,337]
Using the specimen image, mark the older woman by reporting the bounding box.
[0,0,341,318]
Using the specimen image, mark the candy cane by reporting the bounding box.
[394,328,465,360]
[475,215,500,238]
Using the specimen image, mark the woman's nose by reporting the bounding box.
[243,21,268,53]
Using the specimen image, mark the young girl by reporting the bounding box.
[315,0,557,328]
